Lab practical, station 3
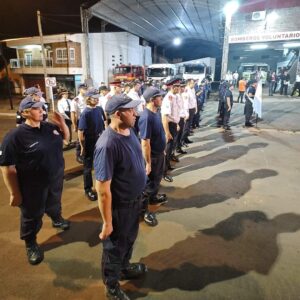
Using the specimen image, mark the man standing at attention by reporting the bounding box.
[94,94,148,300]
[139,87,167,227]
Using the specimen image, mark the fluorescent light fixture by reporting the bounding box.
[24,45,42,50]
[267,11,279,22]
[173,37,181,46]
[223,1,240,16]
[283,42,300,48]
[250,44,268,50]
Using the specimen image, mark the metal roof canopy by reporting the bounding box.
[89,0,224,46]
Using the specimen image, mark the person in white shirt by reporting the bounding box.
[233,71,239,88]
[57,90,72,144]
[71,83,87,163]
[175,81,189,154]
[127,81,145,135]
[161,81,181,181]
[181,79,197,145]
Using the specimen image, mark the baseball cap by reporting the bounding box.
[24,87,43,97]
[105,94,141,114]
[85,88,100,98]
[78,83,88,89]
[143,87,164,102]
[19,96,44,112]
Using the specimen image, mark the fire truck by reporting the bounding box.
[112,64,146,82]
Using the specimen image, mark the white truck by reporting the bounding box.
[146,63,177,82]
[175,57,216,82]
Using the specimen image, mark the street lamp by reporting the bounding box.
[221,1,240,80]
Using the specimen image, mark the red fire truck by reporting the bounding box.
[112,64,146,82]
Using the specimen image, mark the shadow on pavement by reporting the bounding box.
[172,142,268,177]
[125,211,300,298]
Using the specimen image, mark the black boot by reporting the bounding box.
[25,241,44,265]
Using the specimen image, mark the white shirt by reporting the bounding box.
[178,93,189,118]
[57,98,72,119]
[185,87,197,109]
[70,94,86,117]
[127,90,145,115]
[161,91,180,124]
[233,72,239,80]
[98,93,112,111]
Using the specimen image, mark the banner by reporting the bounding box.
[229,31,300,44]
[253,81,262,118]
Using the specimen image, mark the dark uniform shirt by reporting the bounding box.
[138,108,166,155]
[225,90,233,107]
[94,126,146,202]
[78,106,106,139]
[248,86,256,99]
[0,122,64,181]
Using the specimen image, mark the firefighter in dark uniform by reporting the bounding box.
[0,97,70,265]
[139,87,167,227]
[94,94,147,300]
[244,81,257,127]
[223,83,234,130]
[78,89,106,201]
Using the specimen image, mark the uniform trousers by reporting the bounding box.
[176,117,185,149]
[143,152,164,210]
[237,91,245,103]
[165,122,177,170]
[83,137,98,192]
[244,99,253,124]
[181,108,195,143]
[102,199,142,288]
[223,105,231,127]
[19,169,64,243]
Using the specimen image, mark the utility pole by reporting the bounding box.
[37,10,54,111]
[221,15,231,80]
[80,5,92,85]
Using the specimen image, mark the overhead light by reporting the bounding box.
[250,44,268,50]
[267,11,279,23]
[24,45,42,50]
[283,42,300,48]
[223,1,240,16]
[173,37,181,46]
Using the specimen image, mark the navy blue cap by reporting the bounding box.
[78,83,88,89]
[143,87,164,102]
[85,88,100,98]
[105,94,141,114]
[19,96,44,112]
[24,87,43,97]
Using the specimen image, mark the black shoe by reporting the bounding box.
[170,155,179,162]
[106,284,130,300]
[245,122,254,127]
[76,156,84,164]
[223,125,231,130]
[144,211,158,226]
[184,138,193,144]
[182,143,189,148]
[26,242,44,265]
[149,194,168,205]
[163,175,173,182]
[52,217,70,230]
[85,189,98,201]
[120,263,148,280]
[176,148,187,154]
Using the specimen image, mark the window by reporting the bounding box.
[24,53,32,66]
[69,48,75,64]
[56,48,68,64]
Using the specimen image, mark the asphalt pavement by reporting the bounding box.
[0,91,300,300]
